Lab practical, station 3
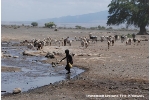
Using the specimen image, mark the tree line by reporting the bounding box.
[31,22,56,28]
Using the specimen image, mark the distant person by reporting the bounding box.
[64,37,69,46]
[60,49,73,74]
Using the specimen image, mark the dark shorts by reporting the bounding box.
[65,64,70,71]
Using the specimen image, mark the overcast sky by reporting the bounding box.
[1,0,112,21]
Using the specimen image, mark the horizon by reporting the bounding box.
[1,21,143,30]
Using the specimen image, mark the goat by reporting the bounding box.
[89,33,97,43]
[126,38,132,45]
[108,41,111,49]
[111,40,114,46]
[27,43,34,49]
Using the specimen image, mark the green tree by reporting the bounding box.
[98,25,101,30]
[31,22,38,26]
[101,26,106,30]
[107,0,149,35]
[75,25,82,29]
[45,22,55,28]
[98,25,106,30]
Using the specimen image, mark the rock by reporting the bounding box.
[13,88,21,94]
[22,51,32,56]
[78,54,84,56]
[22,51,39,56]
[45,52,55,59]
[87,54,91,56]
[3,54,12,57]
[13,56,19,58]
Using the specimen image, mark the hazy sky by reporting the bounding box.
[1,0,112,21]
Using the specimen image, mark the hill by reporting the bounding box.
[1,10,109,27]
[37,10,108,23]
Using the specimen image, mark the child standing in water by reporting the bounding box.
[60,49,73,74]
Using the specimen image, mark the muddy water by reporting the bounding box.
[1,41,84,94]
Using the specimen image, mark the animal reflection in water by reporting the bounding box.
[51,62,76,75]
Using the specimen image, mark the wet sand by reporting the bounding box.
[1,26,149,100]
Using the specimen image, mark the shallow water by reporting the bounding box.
[1,41,84,94]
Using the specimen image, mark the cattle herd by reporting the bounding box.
[21,32,142,50]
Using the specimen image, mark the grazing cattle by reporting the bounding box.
[108,41,111,49]
[133,38,137,43]
[83,37,89,48]
[52,39,58,45]
[114,35,118,41]
[80,37,89,48]
[100,36,105,42]
[33,39,45,50]
[126,38,132,45]
[61,38,64,46]
[45,37,52,46]
[137,39,141,45]
[27,43,34,49]
[81,39,84,47]
[121,35,126,43]
[74,36,77,41]
[22,40,29,44]
[111,36,115,41]
[33,39,39,47]
[89,33,97,43]
[106,36,111,41]
[57,40,61,47]
[111,40,114,46]
[50,38,61,46]
[37,43,43,50]
[86,38,91,45]
[128,38,132,45]
[66,39,72,46]
[85,41,89,48]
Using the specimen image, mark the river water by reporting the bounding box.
[1,41,84,94]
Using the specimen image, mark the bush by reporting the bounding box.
[45,22,55,28]
[127,34,132,38]
[75,25,82,29]
[98,25,106,30]
[31,22,38,26]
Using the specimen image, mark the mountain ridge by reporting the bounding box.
[1,10,109,27]
[37,10,108,23]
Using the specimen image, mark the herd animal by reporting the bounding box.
[89,33,97,43]
[22,32,142,50]
[80,37,90,48]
